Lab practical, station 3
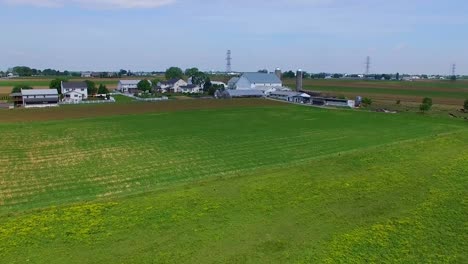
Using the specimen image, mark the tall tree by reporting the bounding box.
[11,85,32,93]
[396,72,400,80]
[137,80,152,92]
[12,66,33,77]
[85,80,97,95]
[98,84,109,94]
[185,68,199,77]
[165,67,184,80]
[191,71,207,86]
[49,78,67,94]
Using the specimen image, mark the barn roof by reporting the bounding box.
[119,80,141,85]
[21,89,58,96]
[226,89,265,97]
[241,72,281,84]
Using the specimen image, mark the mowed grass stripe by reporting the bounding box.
[0,105,465,212]
[0,132,466,263]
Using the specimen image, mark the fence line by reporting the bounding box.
[112,92,169,102]
[59,97,116,105]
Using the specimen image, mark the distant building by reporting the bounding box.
[10,89,59,108]
[180,84,201,94]
[228,72,282,90]
[61,81,88,102]
[218,89,265,98]
[81,72,92,78]
[269,91,311,104]
[157,79,188,93]
[117,80,141,94]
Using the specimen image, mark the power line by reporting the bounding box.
[226,50,232,73]
[365,56,371,75]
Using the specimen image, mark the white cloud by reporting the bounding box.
[2,0,176,8]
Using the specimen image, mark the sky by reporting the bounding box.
[0,0,467,74]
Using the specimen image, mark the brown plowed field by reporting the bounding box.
[319,91,465,105]
[0,99,285,123]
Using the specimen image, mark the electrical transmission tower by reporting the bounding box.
[452,63,456,76]
[365,56,371,75]
[226,50,232,73]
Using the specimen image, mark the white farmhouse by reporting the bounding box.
[157,78,187,93]
[61,81,88,103]
[228,72,282,90]
[179,84,201,94]
[117,80,141,94]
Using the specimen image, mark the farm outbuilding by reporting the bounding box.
[219,89,265,98]
[269,91,311,103]
[311,97,356,108]
[19,89,59,108]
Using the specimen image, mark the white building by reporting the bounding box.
[117,80,141,94]
[180,84,201,94]
[61,81,88,102]
[20,89,59,108]
[228,72,282,90]
[81,72,92,78]
[157,79,188,93]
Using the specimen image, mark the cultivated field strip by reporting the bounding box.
[0,106,464,211]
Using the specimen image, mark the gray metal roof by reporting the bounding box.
[21,89,58,96]
[119,80,140,85]
[270,91,301,97]
[226,89,265,97]
[242,72,281,84]
[62,81,87,89]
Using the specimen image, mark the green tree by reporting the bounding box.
[50,78,67,94]
[450,75,457,81]
[191,71,207,86]
[419,97,433,113]
[184,68,199,77]
[11,85,33,93]
[98,84,109,94]
[396,72,400,80]
[282,71,295,79]
[165,67,184,80]
[362,97,372,107]
[137,80,152,92]
[463,99,468,111]
[85,80,97,95]
[12,66,33,77]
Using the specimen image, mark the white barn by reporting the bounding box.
[228,72,282,90]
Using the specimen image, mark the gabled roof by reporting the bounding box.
[62,81,87,89]
[21,89,58,96]
[226,89,265,97]
[160,78,183,85]
[241,72,281,84]
[119,80,141,85]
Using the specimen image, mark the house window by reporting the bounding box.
[74,94,78,98]
[81,89,85,91]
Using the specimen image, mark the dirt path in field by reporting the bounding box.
[0,99,285,123]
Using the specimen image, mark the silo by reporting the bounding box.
[296,69,303,92]
[275,68,282,80]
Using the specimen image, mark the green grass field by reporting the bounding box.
[0,101,467,263]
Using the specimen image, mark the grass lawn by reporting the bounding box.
[112,94,136,102]
[0,101,466,263]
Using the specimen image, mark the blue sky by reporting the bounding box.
[0,0,467,74]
